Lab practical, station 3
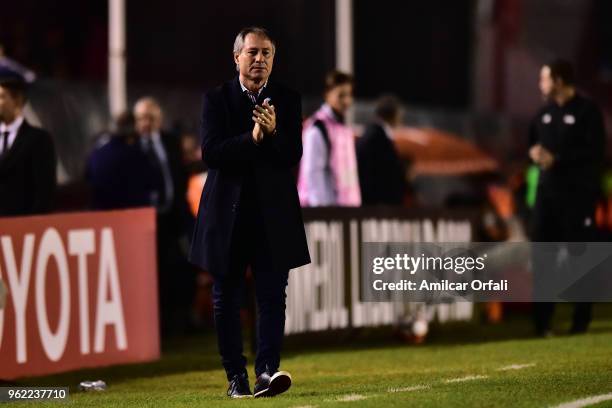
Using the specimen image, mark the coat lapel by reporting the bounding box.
[258,81,277,107]
[228,77,254,132]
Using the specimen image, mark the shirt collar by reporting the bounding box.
[0,115,24,134]
[239,79,268,96]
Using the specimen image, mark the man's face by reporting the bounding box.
[0,86,21,123]
[539,66,558,100]
[234,33,274,83]
[325,83,353,115]
[134,102,162,135]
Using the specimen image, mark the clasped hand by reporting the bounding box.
[252,99,276,144]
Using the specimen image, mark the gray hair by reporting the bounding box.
[233,26,276,55]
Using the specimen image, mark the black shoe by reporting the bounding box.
[254,370,292,398]
[226,373,252,398]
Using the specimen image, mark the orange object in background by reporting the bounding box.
[392,127,499,176]
[595,198,612,231]
[187,172,207,218]
[485,302,504,324]
[487,185,516,220]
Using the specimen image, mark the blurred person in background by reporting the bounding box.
[0,67,56,216]
[133,97,189,217]
[189,26,310,398]
[528,59,606,336]
[133,97,194,336]
[298,70,361,206]
[356,94,407,206]
[86,111,156,209]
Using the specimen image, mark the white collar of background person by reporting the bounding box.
[321,103,344,124]
[0,115,24,155]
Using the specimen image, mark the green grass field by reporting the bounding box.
[9,305,612,408]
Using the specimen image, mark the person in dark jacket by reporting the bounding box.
[529,59,606,336]
[189,27,310,399]
[86,112,156,210]
[357,94,407,205]
[0,69,56,217]
[132,97,194,336]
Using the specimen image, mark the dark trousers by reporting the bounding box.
[531,190,597,334]
[212,201,289,380]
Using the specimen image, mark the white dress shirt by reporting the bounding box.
[0,115,25,156]
[239,80,268,101]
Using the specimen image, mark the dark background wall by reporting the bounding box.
[354,0,473,107]
[125,0,336,95]
[0,1,108,80]
[1,0,472,106]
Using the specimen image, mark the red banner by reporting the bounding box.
[0,208,159,380]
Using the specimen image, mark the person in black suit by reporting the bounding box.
[0,71,56,217]
[133,97,194,336]
[86,112,157,210]
[529,59,606,336]
[133,97,189,219]
[189,27,310,398]
[356,94,407,205]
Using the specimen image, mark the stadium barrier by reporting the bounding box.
[0,208,159,380]
[288,207,478,335]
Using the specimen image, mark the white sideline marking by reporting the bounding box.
[444,375,488,383]
[337,394,368,402]
[292,406,317,408]
[387,385,430,393]
[551,393,612,408]
[497,363,536,371]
